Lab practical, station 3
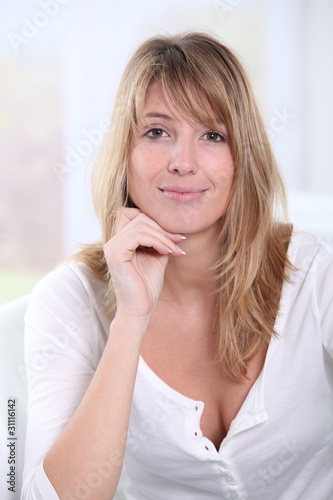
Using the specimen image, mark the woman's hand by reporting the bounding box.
[103,208,185,321]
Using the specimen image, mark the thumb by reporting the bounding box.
[116,207,142,231]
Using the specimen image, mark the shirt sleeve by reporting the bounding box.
[314,240,333,359]
[21,263,109,499]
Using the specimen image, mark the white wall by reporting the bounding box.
[0,0,332,301]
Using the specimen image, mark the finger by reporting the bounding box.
[104,235,171,268]
[104,225,185,264]
[121,227,186,257]
[119,212,186,244]
[121,233,174,259]
[117,207,142,231]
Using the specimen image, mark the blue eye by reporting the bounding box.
[146,128,167,138]
[203,132,224,142]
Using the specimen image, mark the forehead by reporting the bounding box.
[140,81,225,129]
[144,82,171,111]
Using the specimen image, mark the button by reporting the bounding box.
[218,460,226,467]
[226,474,235,483]
[230,492,239,499]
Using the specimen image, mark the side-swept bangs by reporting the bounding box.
[83,32,292,379]
[133,48,232,134]
[124,33,248,156]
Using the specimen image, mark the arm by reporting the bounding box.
[25,208,184,500]
[42,314,147,500]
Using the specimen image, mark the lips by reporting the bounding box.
[158,186,207,203]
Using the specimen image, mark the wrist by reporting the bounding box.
[109,311,152,345]
[114,305,153,328]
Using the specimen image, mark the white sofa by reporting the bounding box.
[0,296,29,500]
[0,296,127,500]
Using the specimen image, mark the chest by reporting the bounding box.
[128,316,332,500]
[141,316,267,450]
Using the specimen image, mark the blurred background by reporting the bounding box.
[0,0,332,304]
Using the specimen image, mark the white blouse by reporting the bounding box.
[21,231,333,499]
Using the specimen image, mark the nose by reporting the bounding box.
[168,138,198,175]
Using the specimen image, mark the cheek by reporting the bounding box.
[128,150,144,194]
[127,169,142,204]
[222,155,235,186]
[212,158,234,190]
[128,146,163,191]
[127,159,153,209]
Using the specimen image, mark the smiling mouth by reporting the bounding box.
[158,187,206,203]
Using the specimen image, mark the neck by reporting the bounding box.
[162,226,220,305]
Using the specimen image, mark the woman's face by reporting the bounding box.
[128,82,234,237]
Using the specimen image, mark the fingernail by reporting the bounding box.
[174,234,186,239]
[163,245,173,253]
[175,245,186,255]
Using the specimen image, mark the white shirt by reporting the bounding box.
[21,231,333,500]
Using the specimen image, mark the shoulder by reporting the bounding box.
[26,259,111,332]
[288,231,333,324]
[290,231,333,273]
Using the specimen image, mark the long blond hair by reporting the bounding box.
[76,32,293,379]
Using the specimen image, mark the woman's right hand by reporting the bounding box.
[103,208,185,322]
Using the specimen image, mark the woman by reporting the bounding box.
[22,32,333,499]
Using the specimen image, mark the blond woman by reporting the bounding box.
[22,33,333,500]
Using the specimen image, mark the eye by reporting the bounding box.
[145,128,168,139]
[203,132,225,142]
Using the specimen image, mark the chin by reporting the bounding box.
[151,212,205,235]
[138,203,217,235]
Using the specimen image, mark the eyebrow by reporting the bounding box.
[145,112,174,120]
[144,111,227,130]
